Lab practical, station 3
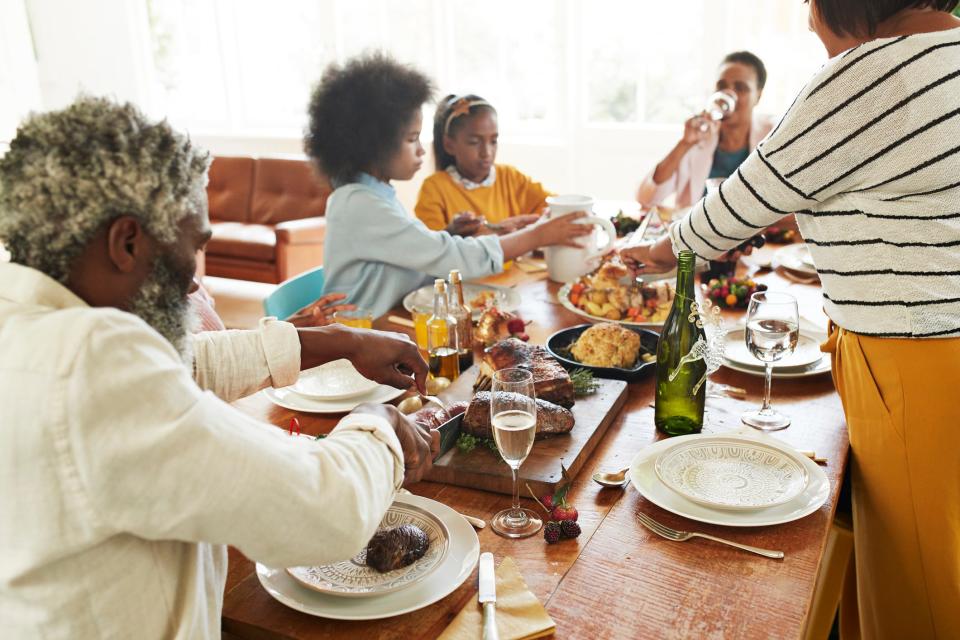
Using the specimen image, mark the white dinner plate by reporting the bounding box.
[257,494,480,620]
[556,281,674,329]
[262,384,406,414]
[630,433,830,527]
[654,436,809,510]
[403,283,520,320]
[773,244,817,276]
[290,360,380,401]
[287,500,450,597]
[723,329,824,370]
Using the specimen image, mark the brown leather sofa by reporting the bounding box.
[204,156,331,284]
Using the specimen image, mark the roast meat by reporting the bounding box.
[482,338,574,408]
[462,391,575,440]
[365,524,430,573]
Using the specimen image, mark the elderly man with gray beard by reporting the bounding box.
[0,96,438,639]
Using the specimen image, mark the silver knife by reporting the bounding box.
[479,552,499,640]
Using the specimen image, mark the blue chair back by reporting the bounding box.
[263,266,325,319]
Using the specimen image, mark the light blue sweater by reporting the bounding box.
[322,173,504,318]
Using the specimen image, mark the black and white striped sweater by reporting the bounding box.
[670,28,960,338]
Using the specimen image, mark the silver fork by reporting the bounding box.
[636,511,784,559]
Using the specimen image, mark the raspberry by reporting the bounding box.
[560,520,581,539]
[544,521,562,544]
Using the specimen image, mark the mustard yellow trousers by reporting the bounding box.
[824,325,960,640]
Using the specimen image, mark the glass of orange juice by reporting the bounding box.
[411,304,431,350]
[333,308,373,329]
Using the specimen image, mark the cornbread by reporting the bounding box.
[570,322,641,368]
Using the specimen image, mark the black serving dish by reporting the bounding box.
[545,324,659,382]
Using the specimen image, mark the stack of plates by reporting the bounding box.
[262,359,406,413]
[721,329,831,378]
[630,434,830,527]
[257,494,480,620]
[773,244,818,278]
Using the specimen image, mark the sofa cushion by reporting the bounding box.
[250,157,331,225]
[206,222,276,262]
[207,156,255,223]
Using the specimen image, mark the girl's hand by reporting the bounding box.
[533,211,593,248]
[445,212,483,237]
[286,293,356,328]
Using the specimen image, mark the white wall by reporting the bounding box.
[0,0,42,144]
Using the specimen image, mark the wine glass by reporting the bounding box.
[697,91,737,132]
[741,291,799,431]
[490,367,543,538]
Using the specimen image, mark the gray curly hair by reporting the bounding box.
[0,96,209,283]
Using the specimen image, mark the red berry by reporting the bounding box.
[551,505,578,522]
[516,332,530,342]
[544,521,562,544]
[540,494,555,511]
[559,520,581,539]
[506,318,526,334]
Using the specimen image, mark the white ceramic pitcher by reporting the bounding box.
[543,195,616,283]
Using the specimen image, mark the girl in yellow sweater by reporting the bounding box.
[415,94,550,237]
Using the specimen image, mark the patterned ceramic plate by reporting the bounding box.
[654,437,809,511]
[286,502,450,598]
[290,360,379,401]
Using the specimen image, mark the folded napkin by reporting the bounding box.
[438,556,555,640]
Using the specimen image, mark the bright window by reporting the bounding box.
[146,0,823,138]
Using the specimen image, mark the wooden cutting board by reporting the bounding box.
[425,366,628,497]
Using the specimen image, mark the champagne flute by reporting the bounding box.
[490,368,542,538]
[697,91,737,132]
[741,292,799,431]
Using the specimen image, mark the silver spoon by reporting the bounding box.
[592,467,630,488]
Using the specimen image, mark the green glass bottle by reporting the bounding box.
[654,250,706,436]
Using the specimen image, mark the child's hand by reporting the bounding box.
[533,211,593,248]
[445,212,483,237]
[286,293,356,327]
[493,214,540,234]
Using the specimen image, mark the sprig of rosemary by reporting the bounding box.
[456,432,499,453]
[570,368,599,397]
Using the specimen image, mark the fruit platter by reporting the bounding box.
[557,255,676,327]
[702,276,768,309]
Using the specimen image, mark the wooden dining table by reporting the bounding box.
[221,246,848,639]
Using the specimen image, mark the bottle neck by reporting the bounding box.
[675,254,697,301]
[433,291,449,318]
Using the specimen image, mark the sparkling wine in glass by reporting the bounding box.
[741,292,799,431]
[490,368,542,538]
[698,91,737,132]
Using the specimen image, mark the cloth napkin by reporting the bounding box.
[437,556,555,640]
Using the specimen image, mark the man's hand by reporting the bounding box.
[342,328,428,394]
[297,325,428,394]
[351,403,440,485]
[445,212,484,237]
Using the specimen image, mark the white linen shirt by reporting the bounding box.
[0,262,405,639]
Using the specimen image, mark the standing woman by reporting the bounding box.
[622,2,960,638]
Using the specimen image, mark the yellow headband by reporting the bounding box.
[443,97,492,136]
